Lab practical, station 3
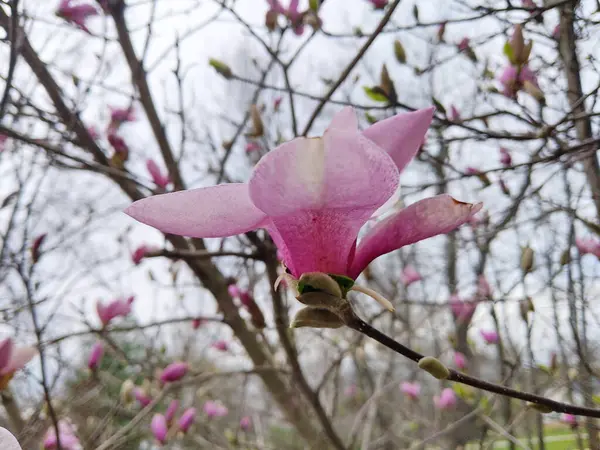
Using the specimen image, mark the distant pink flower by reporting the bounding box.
[0,339,37,389]
[160,362,189,383]
[178,407,197,432]
[203,400,228,418]
[499,64,539,98]
[131,245,150,265]
[192,318,205,329]
[400,266,422,286]
[96,296,134,326]
[458,37,470,51]
[480,330,499,344]
[266,0,304,35]
[146,159,171,189]
[400,381,421,400]
[449,295,478,323]
[150,414,168,445]
[109,106,136,126]
[87,341,104,371]
[562,413,578,428]
[575,237,600,258]
[434,388,457,410]
[43,420,81,450]
[344,384,358,397]
[476,275,491,299]
[454,351,467,370]
[465,167,480,176]
[31,233,47,263]
[108,132,129,160]
[164,400,179,425]
[55,0,98,34]
[274,96,283,110]
[240,416,252,431]
[133,388,152,407]
[552,25,561,40]
[450,105,461,122]
[126,107,481,287]
[369,0,389,9]
[212,340,229,352]
[228,284,241,297]
[245,142,261,153]
[87,126,100,140]
[0,428,21,450]
[499,147,512,166]
[239,291,254,308]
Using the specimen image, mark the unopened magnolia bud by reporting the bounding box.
[523,81,545,103]
[394,40,406,63]
[519,297,535,322]
[379,64,396,103]
[527,402,553,413]
[510,25,525,64]
[120,379,135,404]
[246,104,264,138]
[418,356,450,380]
[521,246,534,273]
[209,58,233,79]
[298,272,342,297]
[560,249,571,266]
[291,307,344,329]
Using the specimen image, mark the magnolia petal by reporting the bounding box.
[350,195,482,278]
[362,107,434,173]
[0,428,22,450]
[249,110,399,276]
[4,347,37,374]
[0,339,13,372]
[125,183,268,238]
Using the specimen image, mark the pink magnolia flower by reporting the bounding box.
[43,420,82,450]
[562,413,578,428]
[499,64,539,98]
[266,0,304,35]
[434,388,457,410]
[204,400,229,418]
[87,341,104,371]
[212,340,229,352]
[165,399,179,425]
[245,142,261,153]
[55,0,98,34]
[150,414,168,445]
[133,388,152,407]
[369,0,389,9]
[178,407,197,432]
[228,284,241,297]
[400,381,421,400]
[449,295,478,323]
[240,416,252,431]
[131,245,150,265]
[575,237,600,258]
[109,106,136,126]
[0,339,37,390]
[400,266,422,286]
[499,147,512,166]
[454,351,467,370]
[449,105,461,122]
[146,159,171,189]
[0,427,22,450]
[476,275,491,299]
[480,330,499,344]
[160,362,189,383]
[96,296,134,326]
[126,108,481,294]
[458,37,470,51]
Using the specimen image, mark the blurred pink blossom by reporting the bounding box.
[368,0,389,9]
[109,106,136,126]
[454,351,467,370]
[146,159,171,189]
[203,400,229,418]
[133,388,152,407]
[552,25,561,40]
[562,413,578,428]
[240,416,252,431]
[458,37,470,51]
[476,275,491,299]
[178,407,197,432]
[212,340,229,352]
[245,142,261,153]
[480,330,499,344]
[0,339,37,389]
[43,420,82,450]
[192,318,205,329]
[160,362,189,383]
[87,341,104,371]
[499,147,512,166]
[150,414,168,445]
[55,0,98,34]
[434,388,457,410]
[575,237,600,258]
[499,65,539,98]
[96,296,134,326]
[449,295,478,323]
[131,245,151,265]
[228,284,241,297]
[164,400,179,425]
[274,96,283,110]
[400,266,422,286]
[450,105,461,122]
[400,381,421,400]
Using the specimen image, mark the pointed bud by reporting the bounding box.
[523,80,545,103]
[510,24,525,64]
[160,362,188,383]
[394,40,406,64]
[519,296,535,322]
[560,249,571,266]
[437,21,447,42]
[521,246,535,273]
[418,356,450,379]
[246,104,264,138]
[291,307,344,329]
[298,272,342,297]
[209,59,233,79]
[379,64,397,103]
[120,379,135,404]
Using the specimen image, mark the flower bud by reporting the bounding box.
[298,272,342,297]
[418,356,450,379]
[509,24,525,64]
[291,307,344,329]
[394,40,406,63]
[209,58,233,79]
[560,249,571,266]
[246,104,264,138]
[120,379,135,404]
[520,246,534,273]
[519,296,535,322]
[523,80,545,103]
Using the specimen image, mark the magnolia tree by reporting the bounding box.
[0,0,599,449]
